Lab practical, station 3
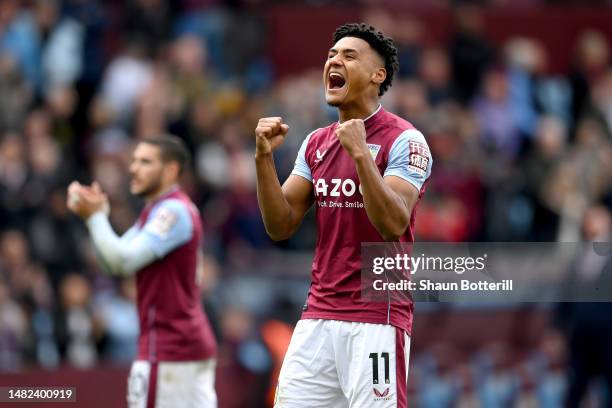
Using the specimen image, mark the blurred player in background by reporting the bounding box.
[67,136,217,408]
[255,23,432,407]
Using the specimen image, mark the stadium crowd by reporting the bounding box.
[0,0,611,406]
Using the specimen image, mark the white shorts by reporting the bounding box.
[127,359,217,408]
[274,319,411,408]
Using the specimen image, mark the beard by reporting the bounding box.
[132,177,162,198]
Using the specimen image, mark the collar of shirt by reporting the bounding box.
[337,104,382,125]
[363,104,382,122]
[146,184,181,208]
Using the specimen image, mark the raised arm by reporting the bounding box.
[255,117,314,241]
[335,120,432,241]
[354,158,418,241]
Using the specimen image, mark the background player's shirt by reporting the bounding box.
[291,106,433,335]
[120,199,192,257]
[123,188,217,361]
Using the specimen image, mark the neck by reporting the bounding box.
[144,183,178,204]
[338,98,381,123]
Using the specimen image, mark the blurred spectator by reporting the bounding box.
[504,37,542,136]
[592,68,612,133]
[0,0,83,94]
[260,318,293,406]
[46,86,79,149]
[122,0,175,56]
[556,206,612,407]
[547,117,612,241]
[27,188,85,280]
[151,33,213,148]
[519,115,568,240]
[394,79,431,130]
[98,37,153,127]
[535,331,568,408]
[476,343,521,407]
[569,30,610,127]
[449,5,494,104]
[417,343,462,406]
[0,134,28,226]
[472,67,523,160]
[0,229,58,369]
[55,273,99,368]
[419,46,455,105]
[0,53,31,132]
[0,278,27,371]
[94,278,139,363]
[394,14,424,79]
[216,307,271,408]
[223,11,268,83]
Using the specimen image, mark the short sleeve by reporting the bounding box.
[141,199,194,258]
[290,131,315,182]
[384,129,433,191]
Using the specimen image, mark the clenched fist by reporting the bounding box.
[335,119,368,160]
[255,117,290,156]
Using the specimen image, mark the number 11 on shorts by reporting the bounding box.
[369,352,390,385]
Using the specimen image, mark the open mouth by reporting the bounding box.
[328,72,346,90]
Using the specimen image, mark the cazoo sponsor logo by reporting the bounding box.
[313,178,364,209]
[313,178,363,197]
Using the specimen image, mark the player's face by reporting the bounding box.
[129,143,165,198]
[324,36,385,107]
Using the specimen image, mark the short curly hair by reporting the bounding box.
[332,23,399,96]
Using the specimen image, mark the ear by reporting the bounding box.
[164,161,181,180]
[371,67,386,86]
